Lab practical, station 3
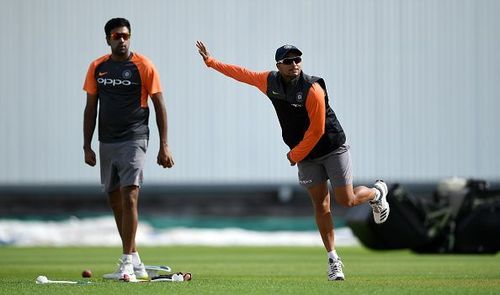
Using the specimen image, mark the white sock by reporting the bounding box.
[371,188,381,202]
[131,251,142,266]
[327,250,339,260]
[121,254,133,263]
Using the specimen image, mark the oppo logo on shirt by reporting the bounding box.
[97,78,135,86]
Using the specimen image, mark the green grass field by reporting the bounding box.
[0,246,499,294]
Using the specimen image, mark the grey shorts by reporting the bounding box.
[99,139,148,193]
[297,144,353,188]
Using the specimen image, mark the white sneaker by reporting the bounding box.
[370,180,390,224]
[134,263,149,280]
[327,258,345,281]
[103,258,137,281]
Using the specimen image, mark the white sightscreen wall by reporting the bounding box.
[0,0,499,185]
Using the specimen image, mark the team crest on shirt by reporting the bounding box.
[122,70,132,79]
[296,92,303,102]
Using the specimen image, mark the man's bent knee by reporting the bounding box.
[333,185,356,207]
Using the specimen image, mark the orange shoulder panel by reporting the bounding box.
[83,54,110,95]
[132,53,162,107]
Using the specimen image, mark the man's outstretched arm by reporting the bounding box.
[196,41,269,93]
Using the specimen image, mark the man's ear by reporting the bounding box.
[106,36,111,46]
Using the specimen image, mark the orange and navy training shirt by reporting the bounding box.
[204,56,328,163]
[83,52,162,143]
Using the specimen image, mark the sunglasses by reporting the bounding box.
[277,56,302,65]
[110,32,131,41]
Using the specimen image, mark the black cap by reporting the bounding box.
[275,45,302,62]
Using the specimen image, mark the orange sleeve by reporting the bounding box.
[288,83,326,162]
[134,54,163,107]
[139,60,162,95]
[204,56,269,94]
[83,62,98,95]
[83,55,109,95]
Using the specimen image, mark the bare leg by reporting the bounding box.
[107,187,139,254]
[107,189,124,241]
[333,184,377,207]
[120,185,139,254]
[307,181,334,252]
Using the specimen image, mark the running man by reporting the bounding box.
[83,18,174,281]
[196,41,389,281]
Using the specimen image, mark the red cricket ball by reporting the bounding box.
[82,269,92,278]
[183,273,192,281]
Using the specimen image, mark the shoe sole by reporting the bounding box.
[374,180,388,196]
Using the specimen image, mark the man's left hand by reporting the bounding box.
[158,144,174,168]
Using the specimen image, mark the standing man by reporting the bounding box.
[83,18,174,281]
[196,41,389,281]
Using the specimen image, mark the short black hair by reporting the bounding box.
[104,18,131,36]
